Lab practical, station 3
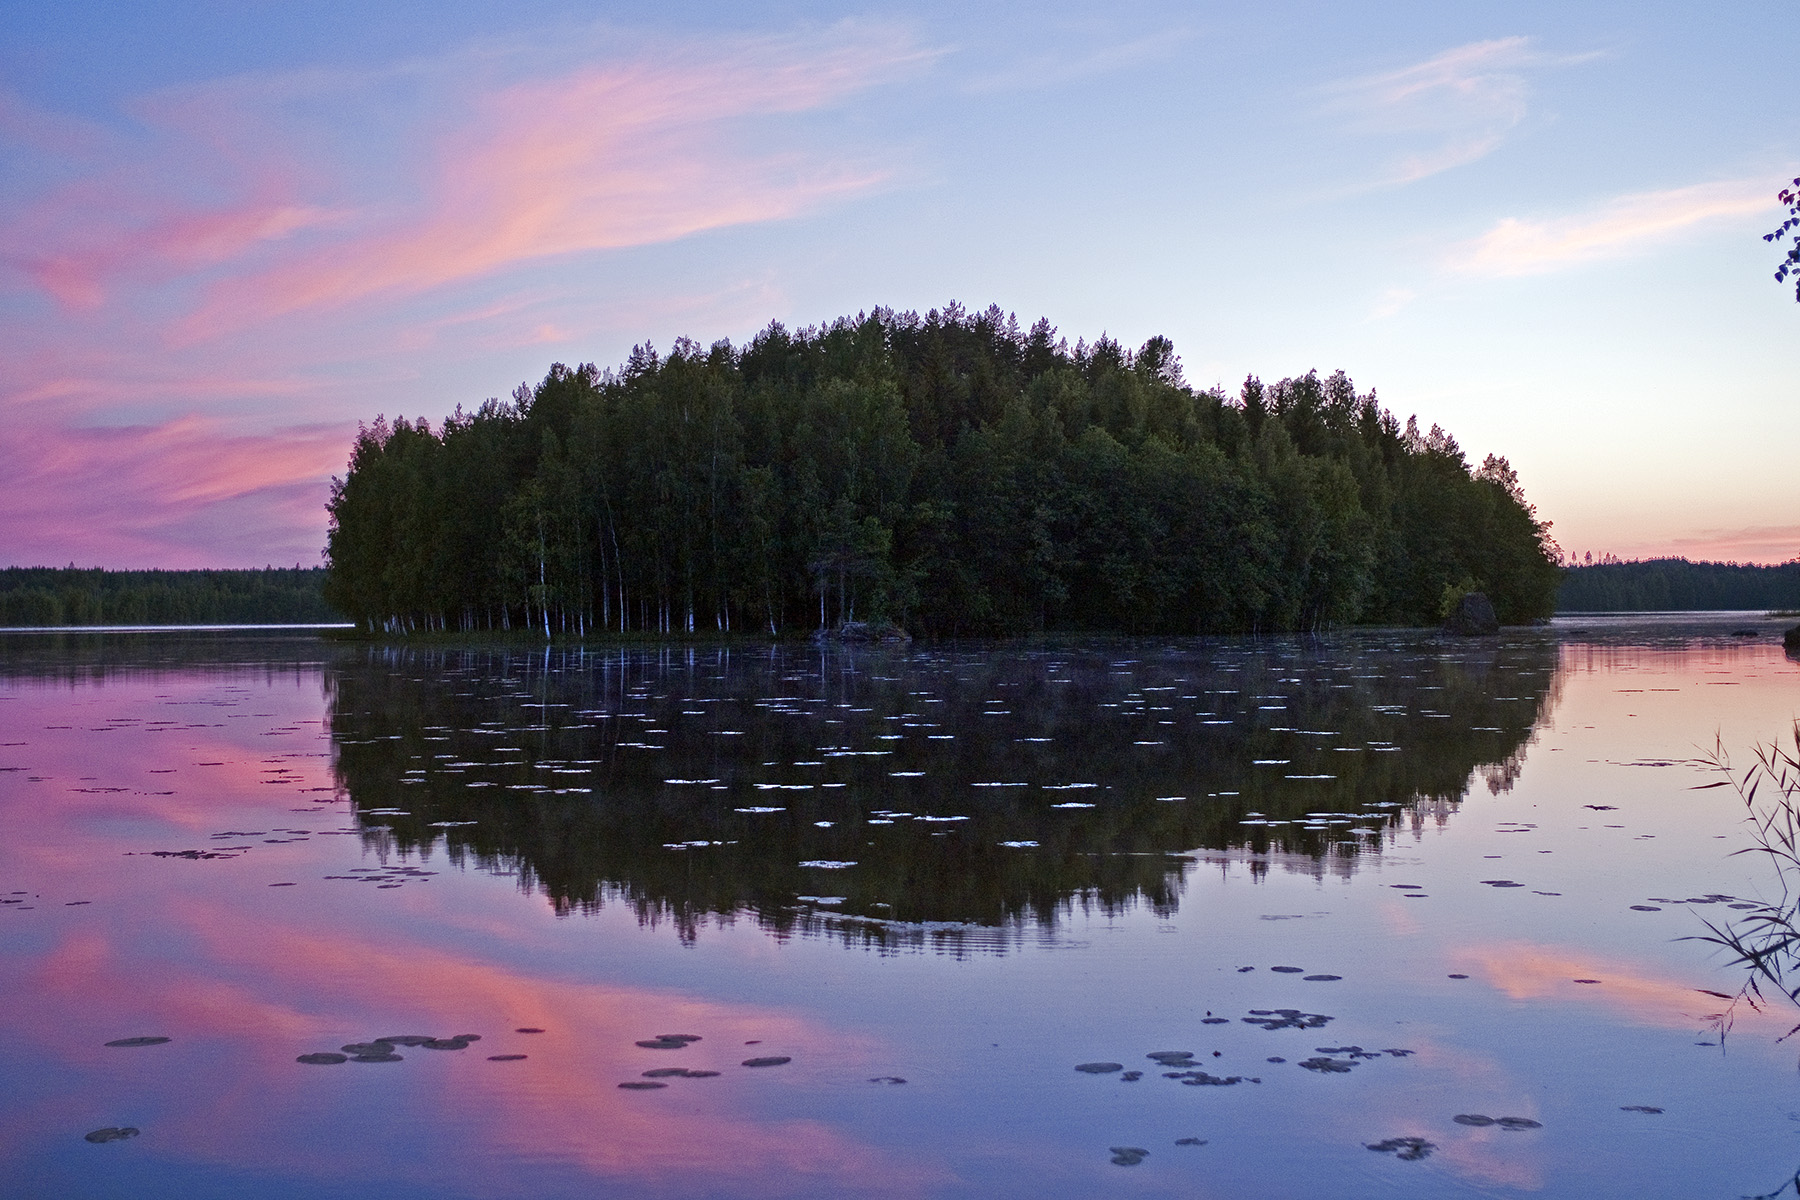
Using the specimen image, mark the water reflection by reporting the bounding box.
[325,635,1562,947]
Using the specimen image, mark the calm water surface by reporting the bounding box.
[3,616,1798,1198]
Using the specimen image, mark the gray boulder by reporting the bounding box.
[1443,592,1500,636]
[815,620,911,644]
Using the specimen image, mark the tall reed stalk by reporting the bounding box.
[1687,725,1800,1041]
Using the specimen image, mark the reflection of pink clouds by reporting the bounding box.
[1457,940,1771,1032]
[16,896,938,1196]
[0,415,346,567]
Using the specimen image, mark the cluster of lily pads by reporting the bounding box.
[295,1032,496,1064]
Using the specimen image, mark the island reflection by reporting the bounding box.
[326,635,1561,950]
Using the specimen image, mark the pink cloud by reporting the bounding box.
[182,34,918,336]
[1449,179,1777,276]
[0,415,348,567]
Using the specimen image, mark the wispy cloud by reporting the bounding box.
[1449,179,1776,276]
[1325,37,1595,187]
[1666,524,1800,564]
[0,416,348,567]
[3,22,931,330]
[962,28,1193,94]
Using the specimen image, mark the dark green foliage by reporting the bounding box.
[1558,559,1800,612]
[0,567,335,626]
[324,305,1561,637]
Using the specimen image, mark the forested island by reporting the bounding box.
[324,304,1561,638]
[0,566,335,626]
[1558,558,1800,611]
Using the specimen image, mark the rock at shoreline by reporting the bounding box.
[814,620,911,644]
[1443,592,1499,636]
[1784,624,1800,651]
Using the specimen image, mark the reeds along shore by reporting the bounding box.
[323,305,1561,638]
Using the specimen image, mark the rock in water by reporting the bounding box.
[815,620,911,644]
[1443,592,1500,636]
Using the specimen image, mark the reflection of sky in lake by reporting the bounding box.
[1,618,1798,1198]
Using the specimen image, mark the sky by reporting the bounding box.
[0,0,1794,569]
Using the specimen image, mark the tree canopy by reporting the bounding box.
[324,304,1561,637]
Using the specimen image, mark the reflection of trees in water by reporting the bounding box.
[326,636,1561,949]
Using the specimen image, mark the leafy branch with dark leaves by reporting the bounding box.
[1768,176,1800,302]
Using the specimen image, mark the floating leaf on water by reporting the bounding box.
[1109,1147,1149,1166]
[350,1053,403,1062]
[869,1076,907,1084]
[1496,1117,1542,1130]
[1453,1114,1495,1126]
[378,1036,436,1047]
[1174,1137,1207,1146]
[104,1037,170,1048]
[84,1127,140,1144]
[1447,974,1469,979]
[487,1055,527,1061]
[1075,1062,1123,1074]
[742,1056,791,1068]
[1297,1057,1354,1073]
[296,1052,348,1065]
[1147,1051,1195,1064]
[1620,1105,1663,1114]
[515,1027,545,1034]
[682,1070,721,1078]
[1303,975,1342,982]
[1366,1136,1434,1161]
[422,1038,471,1050]
[618,1081,667,1090]
[643,1067,689,1077]
[1270,966,1304,974]
[1629,905,1662,912]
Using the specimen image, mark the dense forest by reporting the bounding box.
[324,304,1561,638]
[0,567,337,627]
[1558,558,1800,611]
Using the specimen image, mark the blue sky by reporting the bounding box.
[1,0,1793,566]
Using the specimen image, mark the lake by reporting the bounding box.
[2,615,1798,1199]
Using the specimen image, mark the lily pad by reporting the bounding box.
[104,1037,170,1048]
[1075,1062,1123,1074]
[742,1056,791,1068]
[618,1080,667,1090]
[1367,1136,1434,1161]
[296,1052,348,1065]
[1109,1147,1149,1166]
[84,1127,140,1144]
[1453,1114,1495,1126]
[487,1054,527,1061]
[1496,1117,1542,1130]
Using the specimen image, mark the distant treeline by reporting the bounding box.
[325,304,1561,637]
[1558,558,1800,612]
[0,567,338,627]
